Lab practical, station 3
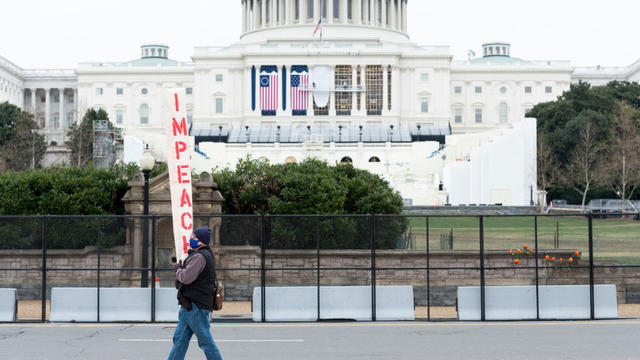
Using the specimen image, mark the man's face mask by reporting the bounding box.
[189,233,200,249]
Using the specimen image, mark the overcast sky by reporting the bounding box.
[1,0,637,69]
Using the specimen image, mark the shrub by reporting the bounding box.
[212,157,407,249]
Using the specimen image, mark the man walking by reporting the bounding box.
[168,226,223,360]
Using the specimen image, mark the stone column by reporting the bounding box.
[261,0,267,27]
[58,88,65,130]
[327,0,333,23]
[30,88,37,115]
[389,0,395,28]
[271,0,277,25]
[355,0,362,24]
[381,0,387,27]
[371,0,377,25]
[351,65,357,115]
[299,0,306,23]
[44,88,50,130]
[395,0,400,30]
[313,0,320,22]
[382,65,388,115]
[242,0,247,31]
[401,0,406,32]
[339,0,347,23]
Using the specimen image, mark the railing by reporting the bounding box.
[0,213,638,322]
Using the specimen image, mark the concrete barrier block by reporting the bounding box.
[252,286,414,322]
[50,287,97,322]
[0,288,16,322]
[50,287,181,322]
[458,285,618,321]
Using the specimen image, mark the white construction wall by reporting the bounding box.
[443,118,537,206]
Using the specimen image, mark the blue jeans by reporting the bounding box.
[168,304,223,360]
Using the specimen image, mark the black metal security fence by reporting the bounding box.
[0,213,638,322]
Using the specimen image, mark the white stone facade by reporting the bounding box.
[1,0,639,205]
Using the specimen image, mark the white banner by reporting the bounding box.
[311,65,330,108]
[166,89,193,262]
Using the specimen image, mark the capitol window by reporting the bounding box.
[333,0,339,19]
[187,105,193,124]
[140,104,149,124]
[141,88,148,95]
[340,156,353,164]
[116,88,123,95]
[68,94,74,103]
[216,74,223,82]
[525,86,532,94]
[500,86,507,94]
[216,98,224,113]
[421,73,428,82]
[186,87,193,94]
[454,86,462,94]
[366,65,383,115]
[377,0,382,24]
[347,0,353,20]
[369,156,381,163]
[474,86,482,94]
[67,112,74,126]
[116,109,124,124]
[96,88,103,95]
[53,113,60,129]
[421,98,429,113]
[499,102,508,123]
[475,108,483,123]
[454,108,463,123]
[335,65,353,115]
[295,0,300,21]
[545,86,553,93]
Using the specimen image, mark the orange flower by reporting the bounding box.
[569,257,574,263]
[524,244,528,249]
[515,259,521,265]
[551,257,556,261]
[545,254,550,260]
[559,257,563,262]
[529,248,534,253]
[516,249,522,254]
[575,250,580,256]
[509,249,514,254]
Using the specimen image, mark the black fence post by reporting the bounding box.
[316,218,321,321]
[151,216,156,322]
[534,215,539,320]
[370,214,376,322]
[41,215,47,323]
[426,216,430,321]
[588,214,595,320]
[479,216,485,321]
[97,216,101,322]
[260,215,266,322]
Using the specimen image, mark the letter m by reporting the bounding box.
[172,117,188,136]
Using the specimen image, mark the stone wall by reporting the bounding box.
[0,246,131,299]
[216,246,640,305]
[3,244,639,306]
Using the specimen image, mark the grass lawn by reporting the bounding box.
[401,216,640,265]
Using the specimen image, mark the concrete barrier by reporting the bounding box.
[457,285,618,320]
[252,286,414,321]
[0,288,16,322]
[50,287,180,322]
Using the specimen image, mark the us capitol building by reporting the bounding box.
[1,0,638,206]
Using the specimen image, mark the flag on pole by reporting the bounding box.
[290,65,309,116]
[313,18,322,38]
[259,65,278,116]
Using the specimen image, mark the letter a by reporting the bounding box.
[180,188,192,207]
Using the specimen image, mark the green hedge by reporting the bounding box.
[213,157,408,249]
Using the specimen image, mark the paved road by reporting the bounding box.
[1,320,640,359]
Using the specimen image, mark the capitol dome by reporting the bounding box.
[239,0,409,42]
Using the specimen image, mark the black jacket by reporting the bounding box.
[178,247,215,310]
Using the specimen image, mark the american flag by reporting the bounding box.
[290,65,308,115]
[260,66,278,116]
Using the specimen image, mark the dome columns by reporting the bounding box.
[240,0,408,34]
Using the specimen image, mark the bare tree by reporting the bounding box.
[537,132,561,207]
[562,118,603,209]
[602,102,640,212]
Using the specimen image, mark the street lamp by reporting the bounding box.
[140,145,155,288]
